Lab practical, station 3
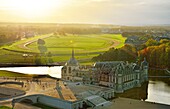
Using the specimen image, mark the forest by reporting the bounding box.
[92,39,170,69]
[0,23,106,45]
[1,23,170,68]
[0,23,56,45]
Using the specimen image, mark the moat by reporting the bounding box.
[146,80,170,105]
[0,67,170,106]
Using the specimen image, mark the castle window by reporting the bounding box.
[69,67,71,73]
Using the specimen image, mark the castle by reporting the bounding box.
[92,59,148,93]
[61,49,91,82]
[62,50,148,93]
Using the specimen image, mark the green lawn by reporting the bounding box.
[0,34,126,65]
[2,34,52,52]
[99,34,126,48]
[0,106,13,109]
[0,70,33,77]
[27,34,125,54]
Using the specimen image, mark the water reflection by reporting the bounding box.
[116,81,148,101]
[116,80,170,105]
[146,81,170,105]
[0,66,63,78]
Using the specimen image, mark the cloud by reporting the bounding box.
[46,0,170,25]
[91,0,109,2]
[0,0,170,25]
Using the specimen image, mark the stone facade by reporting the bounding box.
[61,50,148,93]
[62,50,91,82]
[92,59,148,93]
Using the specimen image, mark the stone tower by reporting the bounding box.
[140,57,149,82]
[62,49,79,81]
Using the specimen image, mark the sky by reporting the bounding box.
[0,0,170,25]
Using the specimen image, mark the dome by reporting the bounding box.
[65,57,79,66]
[65,49,79,66]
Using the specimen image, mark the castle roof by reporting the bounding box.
[94,61,124,69]
[133,65,140,70]
[65,49,79,66]
[141,57,148,66]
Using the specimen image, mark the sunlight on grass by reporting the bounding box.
[0,34,125,64]
[0,106,13,109]
[0,70,33,77]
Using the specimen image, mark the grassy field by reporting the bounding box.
[0,106,12,109]
[28,34,125,53]
[0,70,33,77]
[2,34,52,52]
[0,34,126,64]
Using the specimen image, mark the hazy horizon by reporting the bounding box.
[0,0,170,26]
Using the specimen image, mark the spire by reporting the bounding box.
[144,57,146,62]
[143,57,147,63]
[141,57,148,67]
[72,48,74,58]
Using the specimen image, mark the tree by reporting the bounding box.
[145,39,159,47]
[92,44,137,62]
[37,39,45,45]
[47,52,53,64]
[37,39,47,54]
[36,39,47,65]
[139,41,170,68]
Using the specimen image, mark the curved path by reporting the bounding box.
[1,34,125,64]
[3,34,123,54]
[95,36,121,50]
[18,34,52,50]
[21,34,123,52]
